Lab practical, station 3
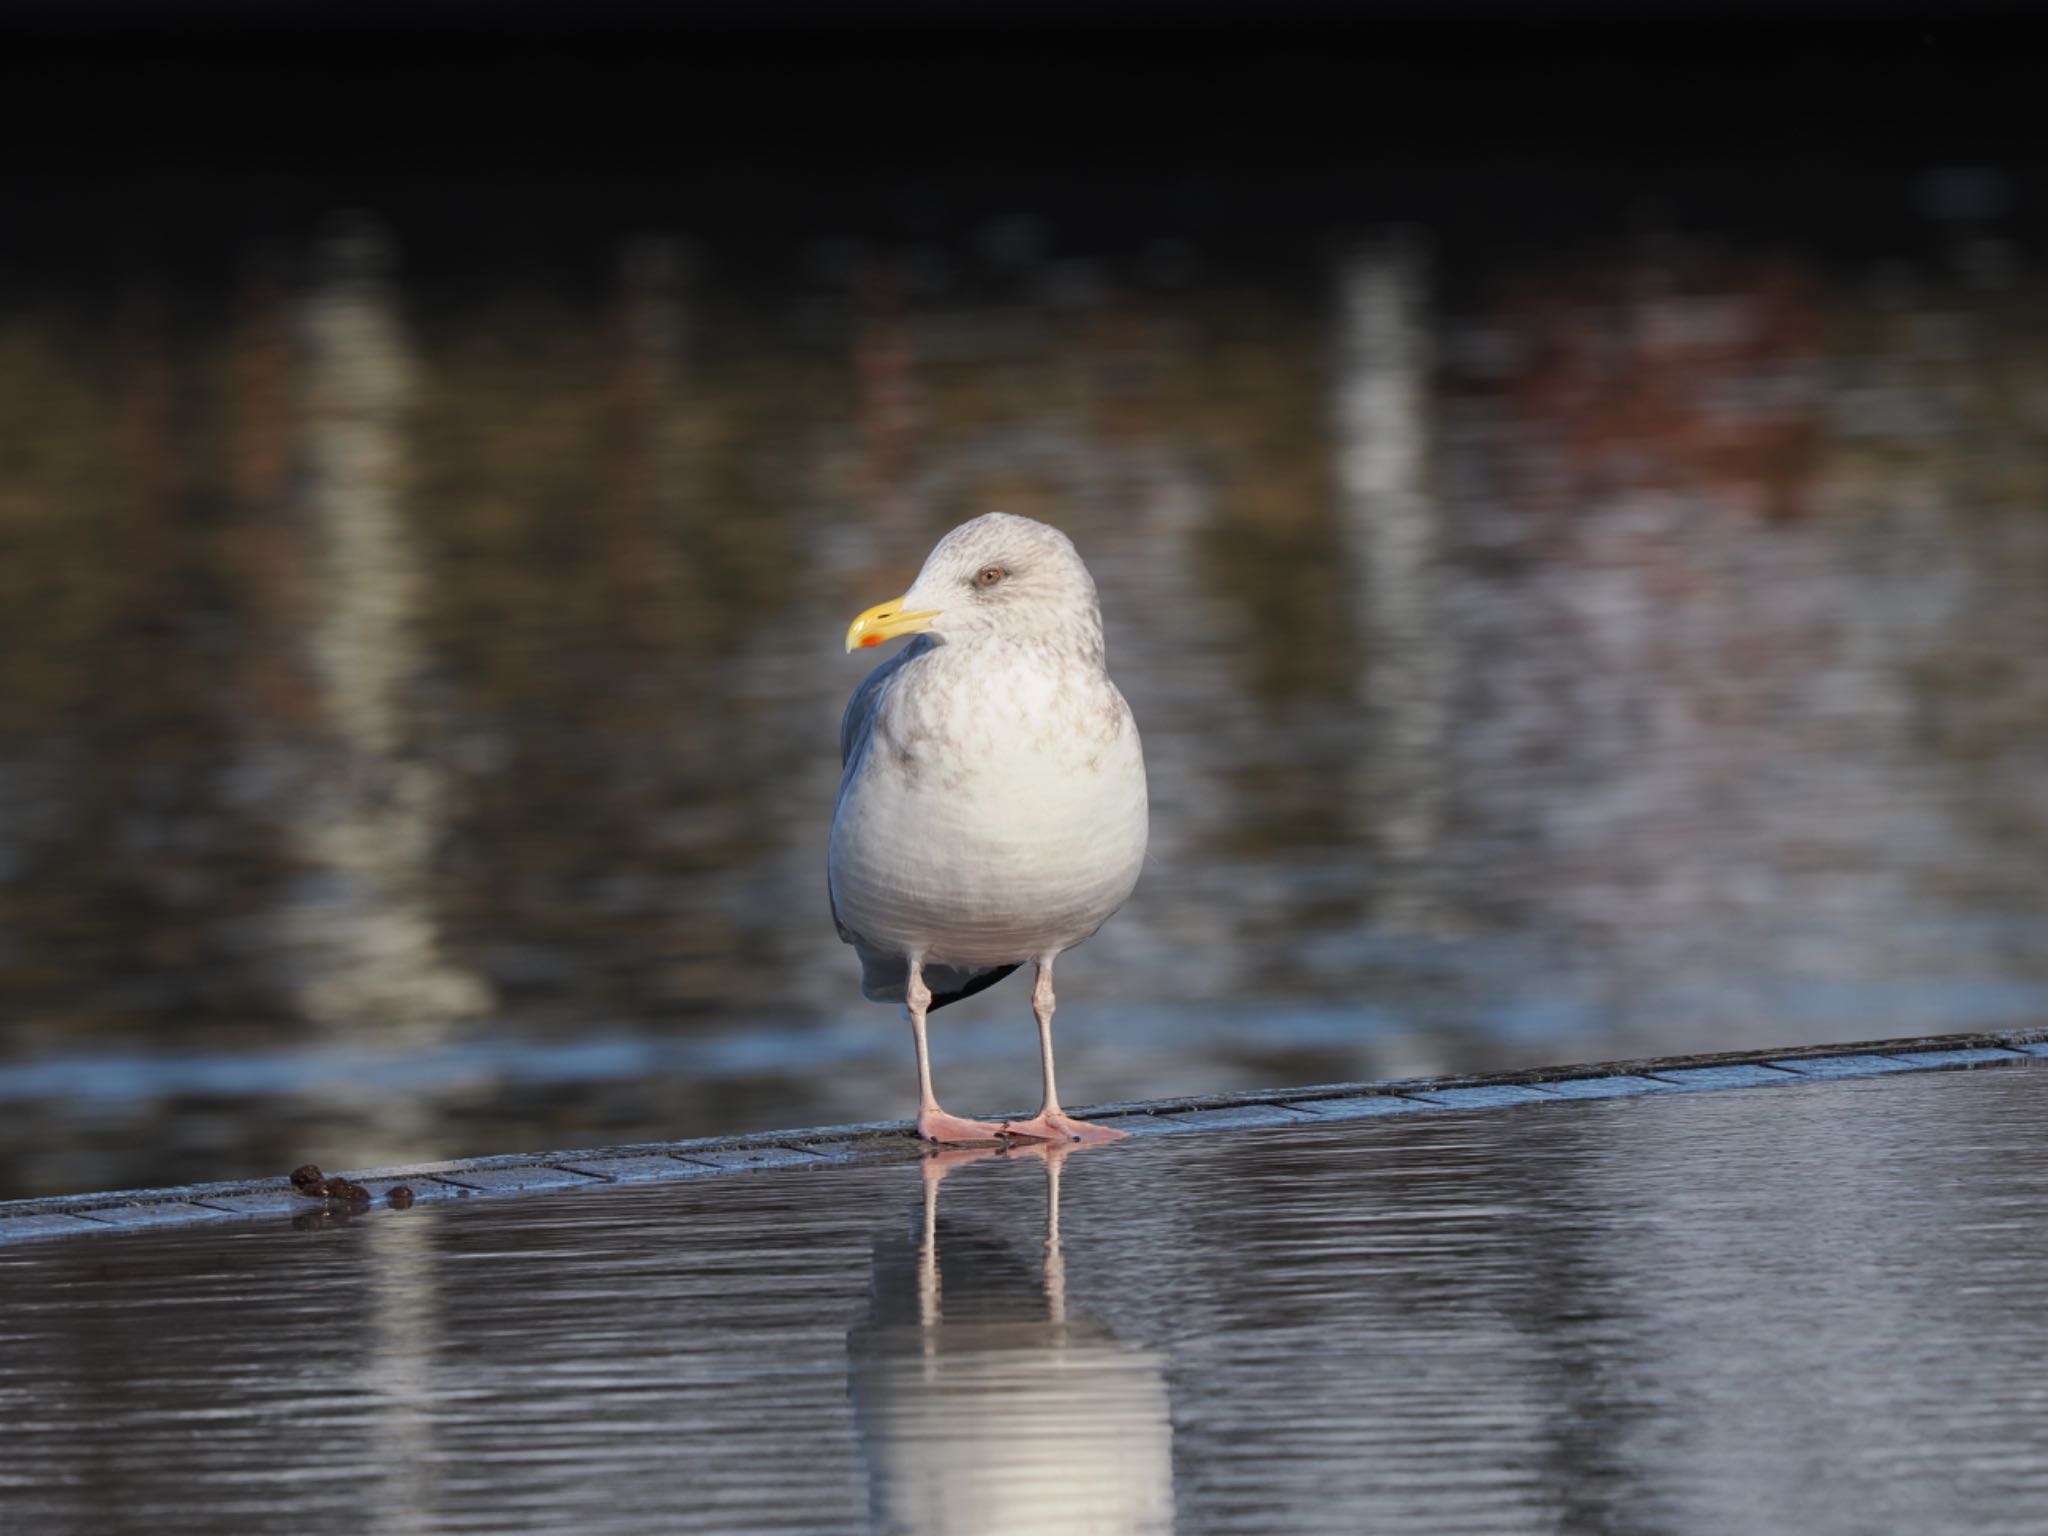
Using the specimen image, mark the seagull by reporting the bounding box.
[831,513,1148,1144]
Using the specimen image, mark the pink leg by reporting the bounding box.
[906,958,1005,1144]
[1001,955,1128,1145]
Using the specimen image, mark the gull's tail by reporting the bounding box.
[856,946,1020,1011]
[929,963,1020,1011]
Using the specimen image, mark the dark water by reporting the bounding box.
[6,218,2048,1197]
[5,1065,2048,1533]
[5,18,2048,1197]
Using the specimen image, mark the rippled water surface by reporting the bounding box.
[6,1065,2048,1534]
[7,215,2048,1197]
[4,23,2048,1197]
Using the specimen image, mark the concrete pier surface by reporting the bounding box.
[4,1025,2043,1246]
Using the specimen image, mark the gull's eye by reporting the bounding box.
[974,565,1008,589]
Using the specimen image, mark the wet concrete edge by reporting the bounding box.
[4,1024,2043,1245]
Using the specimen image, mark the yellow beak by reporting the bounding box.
[845,596,940,653]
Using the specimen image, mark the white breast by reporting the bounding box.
[830,648,1148,969]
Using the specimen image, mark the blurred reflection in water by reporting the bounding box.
[360,1212,438,1536]
[263,222,493,1179]
[2,217,2047,1195]
[848,1146,1174,1536]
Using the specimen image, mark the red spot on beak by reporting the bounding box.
[860,634,882,648]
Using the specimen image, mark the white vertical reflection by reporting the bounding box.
[288,216,489,1092]
[849,1145,1176,1536]
[362,1213,439,1536]
[293,227,459,1524]
[1334,236,1450,928]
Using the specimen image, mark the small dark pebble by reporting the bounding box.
[387,1185,415,1210]
[287,1163,374,1205]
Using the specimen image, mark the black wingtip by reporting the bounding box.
[928,962,1021,1012]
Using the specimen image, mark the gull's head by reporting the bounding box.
[844,512,1102,654]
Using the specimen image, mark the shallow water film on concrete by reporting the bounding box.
[5,1065,2047,1534]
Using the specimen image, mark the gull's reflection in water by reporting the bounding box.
[848,1144,1176,1536]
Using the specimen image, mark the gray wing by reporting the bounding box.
[829,644,915,949]
[839,643,913,771]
